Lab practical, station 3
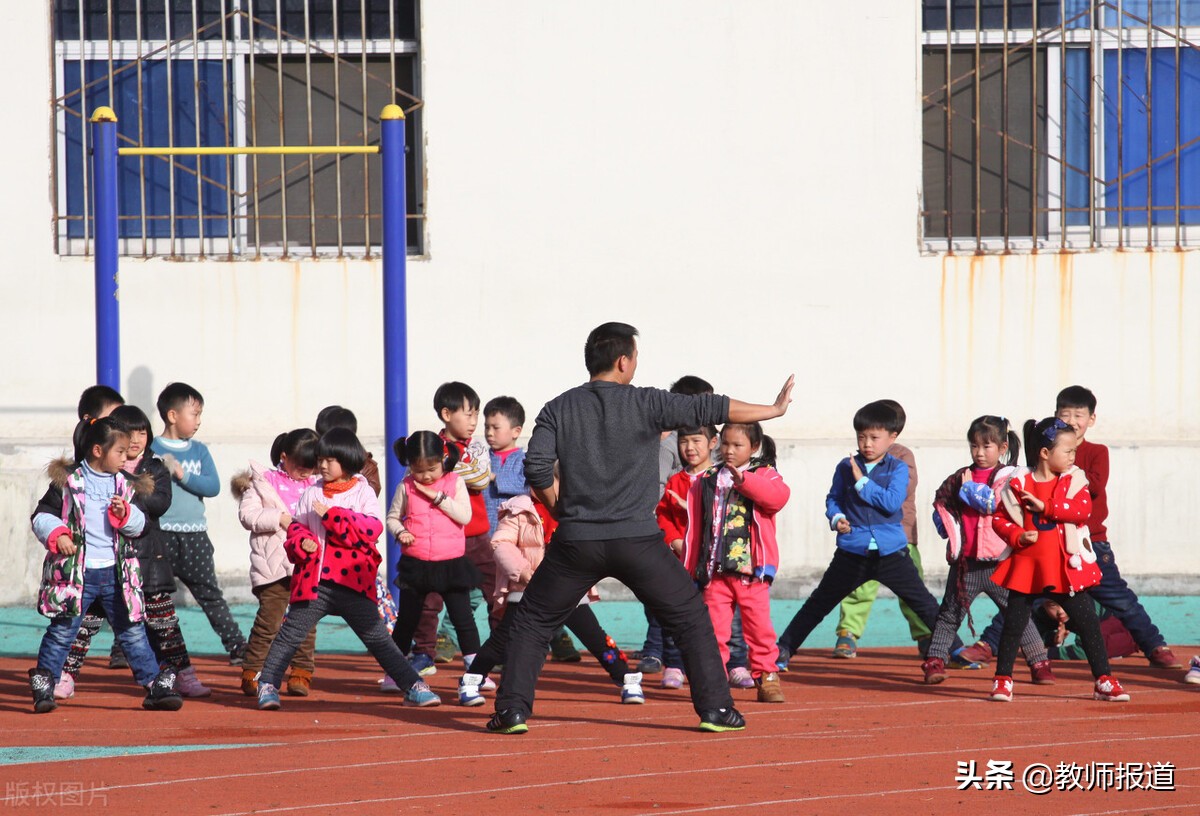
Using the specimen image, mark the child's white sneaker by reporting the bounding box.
[1185,656,1200,685]
[458,673,485,707]
[621,672,645,704]
[480,675,497,691]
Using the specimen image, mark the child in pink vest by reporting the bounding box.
[386,431,483,687]
[921,416,1053,686]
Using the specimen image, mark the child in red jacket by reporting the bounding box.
[682,422,790,703]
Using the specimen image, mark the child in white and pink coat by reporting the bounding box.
[231,428,319,697]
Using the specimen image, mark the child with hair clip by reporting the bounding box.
[683,422,790,703]
[28,417,183,713]
[987,417,1128,703]
[59,405,211,700]
[256,428,439,709]
[921,416,1054,686]
[231,428,320,697]
[457,486,643,707]
[386,431,484,689]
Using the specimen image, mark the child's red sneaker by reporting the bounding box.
[1093,675,1130,702]
[1029,660,1056,685]
[922,657,947,685]
[957,641,994,664]
[990,675,1013,702]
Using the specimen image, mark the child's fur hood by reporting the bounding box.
[46,455,154,495]
[230,469,253,500]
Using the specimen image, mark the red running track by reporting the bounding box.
[0,648,1197,815]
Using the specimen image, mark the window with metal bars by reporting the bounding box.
[921,0,1200,252]
[52,0,423,259]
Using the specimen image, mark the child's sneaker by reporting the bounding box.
[922,656,947,685]
[458,673,485,707]
[832,631,857,659]
[403,681,441,707]
[1029,660,1056,685]
[1093,674,1130,702]
[240,669,259,697]
[286,668,312,697]
[108,647,129,670]
[775,645,792,673]
[549,631,581,662]
[756,672,785,703]
[637,655,665,674]
[1185,656,1200,685]
[228,642,247,667]
[957,641,994,664]
[480,675,497,692]
[409,653,437,677]
[380,674,403,694]
[434,633,456,664]
[54,672,76,700]
[698,707,745,732]
[257,681,281,710]
[728,666,755,689]
[621,672,645,704]
[989,675,1013,702]
[176,666,212,698]
[947,647,983,670]
[142,669,183,711]
[28,668,57,714]
[661,667,685,689]
[1148,646,1182,669]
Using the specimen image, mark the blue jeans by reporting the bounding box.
[979,540,1165,656]
[644,607,748,670]
[37,564,160,685]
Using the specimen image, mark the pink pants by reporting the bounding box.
[704,574,779,677]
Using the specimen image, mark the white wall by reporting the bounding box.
[3,1,1198,604]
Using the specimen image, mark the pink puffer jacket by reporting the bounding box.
[231,461,311,588]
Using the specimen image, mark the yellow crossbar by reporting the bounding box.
[117,145,380,156]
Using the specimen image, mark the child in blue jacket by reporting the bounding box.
[775,401,942,670]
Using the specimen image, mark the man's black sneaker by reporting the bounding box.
[486,709,529,734]
[698,707,745,733]
[143,669,184,711]
[29,668,57,714]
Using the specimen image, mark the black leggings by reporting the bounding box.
[997,590,1110,679]
[471,600,630,686]
[392,587,480,658]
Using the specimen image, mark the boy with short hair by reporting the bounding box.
[150,382,247,665]
[961,386,1179,669]
[774,400,942,670]
[315,405,381,496]
[483,396,528,537]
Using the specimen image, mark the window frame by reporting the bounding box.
[51,2,423,260]
[920,15,1200,253]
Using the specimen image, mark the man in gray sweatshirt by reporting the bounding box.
[487,321,793,734]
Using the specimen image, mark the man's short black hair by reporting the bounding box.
[584,322,638,376]
[1056,385,1097,414]
[670,375,713,396]
[316,427,367,475]
[484,396,525,427]
[853,400,904,435]
[434,381,481,416]
[315,405,358,435]
[77,385,124,420]
[156,382,204,423]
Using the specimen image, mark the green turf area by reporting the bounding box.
[2,596,1196,658]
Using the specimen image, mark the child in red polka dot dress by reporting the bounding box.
[254,428,440,710]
